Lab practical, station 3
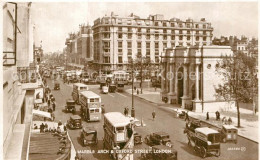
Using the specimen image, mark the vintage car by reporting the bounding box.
[65,99,76,113]
[102,86,109,94]
[189,127,221,158]
[67,115,82,129]
[134,132,143,145]
[100,80,106,89]
[140,145,178,160]
[80,127,98,146]
[184,120,202,135]
[54,82,60,90]
[108,84,116,93]
[144,132,173,148]
[218,125,238,143]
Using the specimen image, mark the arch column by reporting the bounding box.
[181,63,191,108]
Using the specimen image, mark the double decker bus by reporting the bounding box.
[103,112,134,160]
[113,70,129,85]
[79,91,102,122]
[72,83,89,104]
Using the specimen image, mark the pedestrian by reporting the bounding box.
[137,89,139,95]
[48,99,51,107]
[218,112,221,121]
[58,120,62,126]
[63,123,67,132]
[152,110,156,121]
[206,112,209,120]
[185,111,189,121]
[52,102,56,111]
[51,112,55,121]
[228,117,232,125]
[126,107,129,116]
[215,111,218,120]
[40,123,44,133]
[124,107,127,116]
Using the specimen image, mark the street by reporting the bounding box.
[47,78,258,160]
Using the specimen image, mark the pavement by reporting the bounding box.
[126,88,259,143]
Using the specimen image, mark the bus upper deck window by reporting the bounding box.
[90,109,94,113]
[116,127,124,133]
[90,99,94,102]
[95,109,99,112]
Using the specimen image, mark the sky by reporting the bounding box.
[31,2,258,53]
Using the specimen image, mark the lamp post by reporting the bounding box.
[131,58,135,118]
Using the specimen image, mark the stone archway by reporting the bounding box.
[177,66,184,104]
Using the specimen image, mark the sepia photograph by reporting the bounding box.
[2,1,258,160]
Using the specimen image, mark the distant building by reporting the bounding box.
[161,46,234,112]
[92,12,213,72]
[65,24,93,69]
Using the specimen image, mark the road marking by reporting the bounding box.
[116,92,127,98]
[108,94,115,97]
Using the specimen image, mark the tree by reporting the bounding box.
[215,51,258,127]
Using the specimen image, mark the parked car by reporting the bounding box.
[67,115,82,129]
[188,127,221,158]
[134,132,143,145]
[54,82,60,90]
[144,132,173,148]
[218,125,238,143]
[102,86,108,94]
[80,127,98,146]
[65,99,76,113]
[140,145,178,160]
[108,84,116,93]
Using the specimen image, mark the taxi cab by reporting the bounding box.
[67,115,82,129]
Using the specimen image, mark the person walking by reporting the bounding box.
[152,110,156,121]
[126,107,129,116]
[124,107,127,116]
[185,111,189,121]
[52,102,56,111]
[206,112,209,120]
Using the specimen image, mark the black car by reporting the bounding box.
[145,132,173,148]
[67,115,82,129]
[134,132,143,145]
[65,99,76,113]
[54,82,60,90]
[80,127,98,146]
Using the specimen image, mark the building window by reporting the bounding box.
[104,33,110,38]
[179,30,183,34]
[203,31,206,35]
[155,57,159,63]
[196,24,199,28]
[187,30,190,34]
[146,29,150,33]
[187,24,190,28]
[155,42,159,48]
[127,33,132,39]
[163,35,167,40]
[128,49,132,55]
[171,43,175,47]
[118,42,122,48]
[203,24,206,29]
[118,27,122,32]
[127,42,132,48]
[163,43,167,48]
[155,49,159,55]
[104,57,110,63]
[138,28,142,32]
[155,35,159,40]
[187,43,190,46]
[171,35,175,40]
[146,49,150,55]
[203,37,206,41]
[146,35,150,39]
[163,22,167,27]
[128,27,132,32]
[138,42,142,48]
[196,36,199,41]
[118,56,122,63]
[146,42,150,48]
[179,42,183,46]
[163,29,167,33]
[187,36,190,40]
[138,34,142,39]
[171,23,175,27]
[118,33,123,39]
[118,48,122,52]
[155,22,158,26]
[138,49,142,55]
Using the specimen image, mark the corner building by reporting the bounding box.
[92,13,213,72]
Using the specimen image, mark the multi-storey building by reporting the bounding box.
[3,2,45,160]
[92,12,213,72]
[65,24,93,69]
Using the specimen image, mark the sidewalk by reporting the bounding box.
[126,88,259,143]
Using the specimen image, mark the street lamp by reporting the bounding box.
[131,58,135,118]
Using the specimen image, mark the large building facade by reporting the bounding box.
[65,24,93,69]
[92,12,213,72]
[161,46,234,112]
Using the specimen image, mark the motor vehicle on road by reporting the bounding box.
[67,115,83,129]
[80,127,98,146]
[54,82,60,90]
[134,132,143,145]
[72,83,88,104]
[65,99,76,113]
[102,86,108,94]
[218,125,238,143]
[144,132,173,148]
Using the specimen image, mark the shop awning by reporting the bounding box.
[32,109,51,119]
